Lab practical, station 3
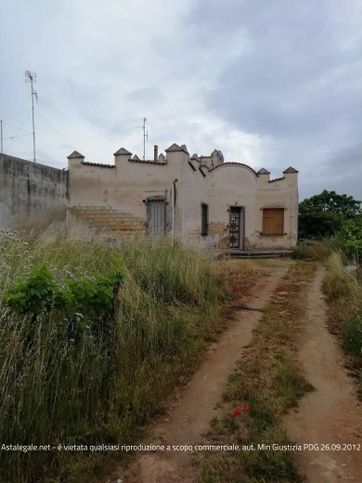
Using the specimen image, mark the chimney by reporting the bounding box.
[154,145,158,161]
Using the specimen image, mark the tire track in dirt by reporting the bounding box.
[284,268,362,482]
[108,260,290,483]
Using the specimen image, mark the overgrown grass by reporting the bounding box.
[201,262,315,482]
[323,252,362,398]
[0,232,225,483]
[292,239,340,261]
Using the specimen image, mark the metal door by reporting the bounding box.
[147,199,166,237]
[229,207,244,249]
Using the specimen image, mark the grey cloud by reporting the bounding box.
[125,86,164,103]
[2,0,362,200]
[190,0,362,139]
[325,142,362,174]
[185,0,362,198]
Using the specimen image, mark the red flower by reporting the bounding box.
[233,408,241,416]
[242,402,251,414]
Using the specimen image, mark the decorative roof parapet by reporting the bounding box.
[269,176,285,183]
[114,147,132,156]
[67,150,85,159]
[209,162,258,176]
[165,143,189,154]
[283,166,298,174]
[129,159,167,165]
[257,168,270,175]
[158,153,166,163]
[81,161,115,168]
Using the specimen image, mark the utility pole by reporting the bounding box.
[0,120,3,153]
[25,71,37,162]
[136,117,148,160]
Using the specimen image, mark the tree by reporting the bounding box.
[299,190,362,239]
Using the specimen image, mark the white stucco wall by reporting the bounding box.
[179,160,208,245]
[67,146,298,250]
[207,164,258,248]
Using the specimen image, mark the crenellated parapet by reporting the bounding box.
[66,143,299,250]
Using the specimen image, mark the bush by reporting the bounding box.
[291,243,309,260]
[323,251,362,400]
[337,218,362,262]
[323,252,360,301]
[0,234,223,482]
[292,240,340,261]
[342,318,362,356]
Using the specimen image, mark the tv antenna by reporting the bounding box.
[25,70,38,162]
[136,117,148,160]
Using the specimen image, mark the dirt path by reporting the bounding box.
[108,261,290,483]
[284,268,362,482]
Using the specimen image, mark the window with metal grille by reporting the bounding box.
[262,208,285,236]
[201,203,208,236]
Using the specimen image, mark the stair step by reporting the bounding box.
[215,249,292,259]
[71,206,145,236]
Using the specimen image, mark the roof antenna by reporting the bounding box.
[25,70,37,162]
[136,117,148,160]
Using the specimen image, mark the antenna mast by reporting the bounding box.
[136,117,148,160]
[25,71,37,162]
[141,117,149,160]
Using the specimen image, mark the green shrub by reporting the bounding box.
[323,251,362,401]
[4,263,123,339]
[3,264,59,316]
[292,240,340,261]
[291,243,309,260]
[323,252,361,301]
[337,218,362,262]
[342,317,362,356]
[0,235,223,482]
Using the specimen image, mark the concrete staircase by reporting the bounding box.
[69,206,145,237]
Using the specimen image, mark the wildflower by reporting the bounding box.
[242,402,251,414]
[233,408,241,416]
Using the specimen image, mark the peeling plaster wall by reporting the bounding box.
[207,164,258,248]
[67,147,298,250]
[0,154,68,228]
[179,161,208,245]
[255,173,299,249]
[68,150,187,236]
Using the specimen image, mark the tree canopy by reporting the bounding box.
[299,190,362,239]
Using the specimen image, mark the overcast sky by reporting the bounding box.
[1,0,361,199]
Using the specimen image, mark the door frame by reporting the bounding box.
[146,196,167,237]
[228,206,245,250]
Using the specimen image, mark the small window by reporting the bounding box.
[262,208,284,236]
[201,203,209,236]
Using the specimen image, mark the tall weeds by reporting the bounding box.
[0,233,223,482]
[323,251,362,398]
[323,252,361,314]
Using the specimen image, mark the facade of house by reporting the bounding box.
[67,143,298,250]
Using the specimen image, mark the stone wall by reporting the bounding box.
[0,154,68,229]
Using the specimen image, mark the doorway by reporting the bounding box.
[229,206,244,249]
[146,198,166,237]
